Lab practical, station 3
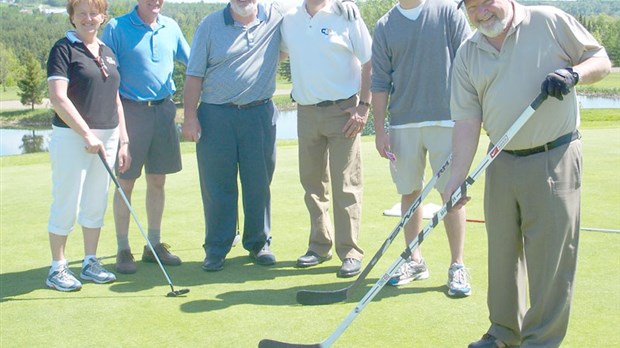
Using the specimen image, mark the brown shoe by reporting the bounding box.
[142,243,182,266]
[115,249,137,274]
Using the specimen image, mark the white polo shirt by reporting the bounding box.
[281,0,372,105]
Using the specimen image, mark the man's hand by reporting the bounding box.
[342,105,367,138]
[541,68,579,101]
[334,0,359,21]
[182,116,202,143]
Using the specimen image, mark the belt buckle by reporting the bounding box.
[147,100,155,107]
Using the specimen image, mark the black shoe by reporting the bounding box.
[250,244,276,266]
[337,258,361,278]
[468,334,513,348]
[296,250,332,268]
[202,256,225,272]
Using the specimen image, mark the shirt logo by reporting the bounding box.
[320,28,334,36]
[105,56,117,66]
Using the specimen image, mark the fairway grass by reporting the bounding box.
[1,129,619,347]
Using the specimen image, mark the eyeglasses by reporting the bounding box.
[93,55,109,81]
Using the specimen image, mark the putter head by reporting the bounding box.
[166,288,190,297]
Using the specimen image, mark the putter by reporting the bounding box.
[98,151,189,297]
[259,93,547,347]
[296,155,452,305]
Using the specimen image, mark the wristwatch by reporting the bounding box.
[567,67,580,84]
[358,100,371,107]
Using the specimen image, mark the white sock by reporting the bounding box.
[83,255,97,268]
[51,259,67,271]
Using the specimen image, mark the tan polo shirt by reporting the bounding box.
[451,2,608,150]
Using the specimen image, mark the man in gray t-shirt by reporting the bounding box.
[370,0,472,297]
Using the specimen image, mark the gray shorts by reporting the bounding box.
[119,98,182,179]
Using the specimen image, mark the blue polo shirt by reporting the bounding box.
[186,3,284,105]
[101,6,190,101]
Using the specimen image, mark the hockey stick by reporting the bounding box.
[296,155,452,305]
[259,93,547,347]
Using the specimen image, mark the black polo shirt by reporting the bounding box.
[47,31,121,129]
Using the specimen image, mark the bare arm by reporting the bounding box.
[48,79,104,155]
[342,60,371,138]
[442,118,482,208]
[371,90,389,158]
[573,56,612,85]
[115,92,131,173]
[182,75,204,142]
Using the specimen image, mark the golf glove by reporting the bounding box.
[541,68,579,101]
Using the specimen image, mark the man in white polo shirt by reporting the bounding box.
[281,0,372,278]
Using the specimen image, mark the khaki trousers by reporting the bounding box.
[296,98,364,261]
[484,140,582,348]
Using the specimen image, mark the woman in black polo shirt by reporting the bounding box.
[45,0,130,292]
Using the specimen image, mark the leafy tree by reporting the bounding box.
[20,130,47,154]
[0,43,21,91]
[17,54,46,110]
[278,58,292,83]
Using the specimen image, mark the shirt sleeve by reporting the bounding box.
[450,45,483,122]
[349,16,372,64]
[370,22,392,93]
[186,17,211,77]
[47,41,70,81]
[174,22,191,66]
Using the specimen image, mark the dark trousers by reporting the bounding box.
[196,101,277,258]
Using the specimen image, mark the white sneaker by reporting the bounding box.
[80,258,116,284]
[388,258,430,286]
[447,263,471,297]
[46,264,82,292]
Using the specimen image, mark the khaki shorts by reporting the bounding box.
[389,126,452,195]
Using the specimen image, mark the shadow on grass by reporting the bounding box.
[2,255,454,311]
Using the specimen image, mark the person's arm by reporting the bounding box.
[342,60,371,138]
[48,79,104,155]
[182,75,204,142]
[442,118,482,209]
[372,91,390,158]
[572,56,611,85]
[115,92,131,173]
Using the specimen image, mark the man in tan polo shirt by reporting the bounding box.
[446,0,611,347]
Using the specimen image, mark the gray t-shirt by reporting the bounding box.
[371,0,471,125]
[186,3,284,105]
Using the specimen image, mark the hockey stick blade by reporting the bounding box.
[296,285,349,305]
[296,156,453,306]
[259,339,321,348]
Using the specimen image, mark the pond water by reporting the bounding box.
[1,95,618,156]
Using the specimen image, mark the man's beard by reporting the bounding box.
[231,1,257,17]
[477,14,510,38]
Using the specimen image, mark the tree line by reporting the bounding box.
[1,0,618,108]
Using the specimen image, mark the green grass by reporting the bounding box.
[0,86,20,102]
[578,70,620,96]
[1,128,619,347]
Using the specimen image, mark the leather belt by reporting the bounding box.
[222,99,270,109]
[121,97,168,107]
[308,94,356,107]
[503,131,580,157]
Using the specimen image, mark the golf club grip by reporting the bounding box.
[97,150,121,190]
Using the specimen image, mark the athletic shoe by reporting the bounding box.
[337,258,361,278]
[115,249,137,274]
[250,244,276,266]
[388,258,429,286]
[447,262,472,297]
[46,264,82,292]
[142,243,182,266]
[80,258,116,284]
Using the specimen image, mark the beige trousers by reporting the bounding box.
[296,97,364,261]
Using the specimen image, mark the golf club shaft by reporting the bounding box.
[97,151,176,291]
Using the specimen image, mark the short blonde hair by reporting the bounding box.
[67,0,108,27]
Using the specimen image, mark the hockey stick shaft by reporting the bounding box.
[296,155,452,305]
[317,93,547,347]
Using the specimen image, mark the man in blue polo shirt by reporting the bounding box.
[101,0,190,274]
